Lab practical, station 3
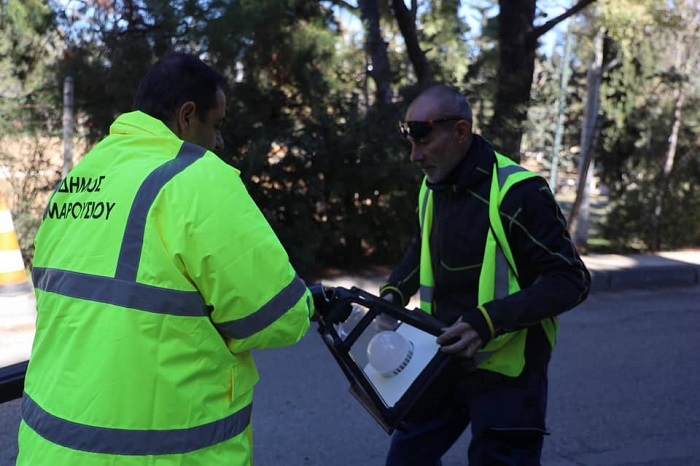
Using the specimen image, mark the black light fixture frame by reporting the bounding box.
[312,285,452,434]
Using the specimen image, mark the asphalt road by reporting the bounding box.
[1,286,699,466]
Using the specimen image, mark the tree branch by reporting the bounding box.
[603,57,620,74]
[531,0,597,40]
[391,0,432,83]
[327,0,358,12]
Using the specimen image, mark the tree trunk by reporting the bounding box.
[651,71,686,250]
[62,76,74,179]
[358,0,393,106]
[549,21,574,191]
[491,0,598,161]
[490,0,537,161]
[391,0,432,84]
[568,26,604,251]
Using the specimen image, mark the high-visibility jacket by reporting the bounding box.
[18,111,313,466]
[418,153,558,377]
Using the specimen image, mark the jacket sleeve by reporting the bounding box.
[379,221,422,307]
[469,177,590,341]
[167,157,313,354]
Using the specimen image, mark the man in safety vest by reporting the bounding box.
[379,85,590,465]
[18,53,315,466]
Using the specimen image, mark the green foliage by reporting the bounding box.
[599,93,700,251]
[0,0,56,84]
[0,0,61,135]
[49,0,200,142]
[207,0,420,278]
[524,52,562,157]
[420,0,473,84]
[4,0,700,278]
[600,174,700,252]
[593,0,700,251]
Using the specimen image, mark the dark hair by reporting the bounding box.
[133,52,229,124]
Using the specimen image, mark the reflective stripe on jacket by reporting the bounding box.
[18,111,313,465]
[419,153,558,377]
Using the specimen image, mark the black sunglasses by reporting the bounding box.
[399,117,464,140]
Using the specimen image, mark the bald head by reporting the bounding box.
[410,85,473,126]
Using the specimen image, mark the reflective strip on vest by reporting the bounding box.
[32,267,208,316]
[418,180,435,313]
[494,246,510,299]
[21,394,252,455]
[489,167,519,299]
[497,164,524,188]
[116,143,207,281]
[489,156,531,299]
[216,273,308,339]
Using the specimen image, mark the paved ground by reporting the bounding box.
[1,249,699,368]
[3,286,700,466]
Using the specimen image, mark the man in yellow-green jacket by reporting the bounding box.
[18,52,314,466]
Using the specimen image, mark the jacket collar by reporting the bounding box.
[109,111,181,141]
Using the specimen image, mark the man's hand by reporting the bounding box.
[436,317,482,358]
[374,293,400,331]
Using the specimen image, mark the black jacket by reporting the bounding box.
[381,135,590,355]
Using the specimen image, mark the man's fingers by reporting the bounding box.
[438,334,468,353]
[436,321,468,344]
[437,320,482,356]
[465,338,482,357]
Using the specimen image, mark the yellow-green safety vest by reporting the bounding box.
[18,111,313,465]
[418,153,558,377]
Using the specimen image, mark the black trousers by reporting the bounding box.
[386,364,549,466]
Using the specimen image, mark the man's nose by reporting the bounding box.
[409,144,423,163]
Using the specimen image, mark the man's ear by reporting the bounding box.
[455,120,472,144]
[175,101,197,136]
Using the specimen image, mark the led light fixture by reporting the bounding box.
[311,285,451,434]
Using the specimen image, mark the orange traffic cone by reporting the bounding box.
[0,194,32,296]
